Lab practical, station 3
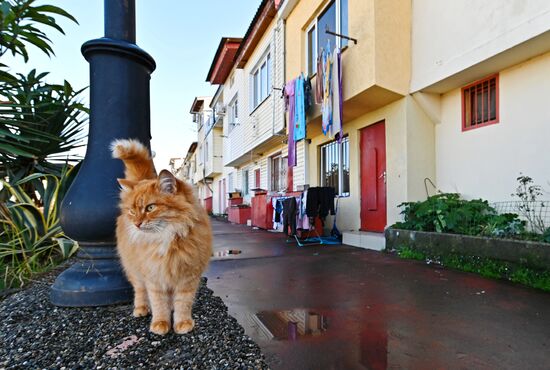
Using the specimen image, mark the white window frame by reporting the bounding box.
[250,50,272,112]
[306,22,317,76]
[305,0,347,76]
[320,136,350,197]
[228,94,239,133]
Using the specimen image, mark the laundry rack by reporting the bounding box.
[278,186,340,247]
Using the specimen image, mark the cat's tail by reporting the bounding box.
[111,139,156,181]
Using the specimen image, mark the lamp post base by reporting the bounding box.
[50,247,132,307]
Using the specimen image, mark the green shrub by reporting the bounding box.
[394,193,526,238]
[0,169,78,289]
[543,228,550,243]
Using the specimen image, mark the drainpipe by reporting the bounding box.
[271,24,277,137]
[272,20,287,139]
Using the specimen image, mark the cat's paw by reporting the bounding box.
[133,305,150,317]
[150,320,170,335]
[174,319,195,334]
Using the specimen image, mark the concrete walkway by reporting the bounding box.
[206,220,550,370]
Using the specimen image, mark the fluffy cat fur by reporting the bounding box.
[111,139,212,335]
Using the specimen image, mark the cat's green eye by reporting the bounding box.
[145,204,156,212]
[128,209,136,216]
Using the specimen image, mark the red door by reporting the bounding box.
[360,121,387,232]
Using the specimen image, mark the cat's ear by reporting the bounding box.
[117,178,137,191]
[158,170,177,194]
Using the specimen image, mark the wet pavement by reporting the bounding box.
[206,220,550,370]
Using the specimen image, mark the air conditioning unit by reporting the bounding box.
[218,107,226,115]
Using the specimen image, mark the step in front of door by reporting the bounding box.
[343,231,386,251]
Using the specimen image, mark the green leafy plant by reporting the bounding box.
[0,169,78,289]
[393,193,523,237]
[543,228,550,243]
[480,213,526,238]
[0,0,77,62]
[0,69,88,203]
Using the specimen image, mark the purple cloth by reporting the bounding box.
[336,48,343,143]
[284,79,297,167]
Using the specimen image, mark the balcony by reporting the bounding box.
[285,0,411,123]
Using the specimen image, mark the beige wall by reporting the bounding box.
[224,17,285,167]
[411,0,550,91]
[436,51,550,202]
[307,96,435,231]
[285,0,410,99]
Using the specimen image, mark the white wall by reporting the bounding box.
[411,0,550,91]
[436,51,550,202]
[224,17,286,166]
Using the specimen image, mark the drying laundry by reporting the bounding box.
[294,75,306,141]
[331,48,343,142]
[305,186,336,220]
[284,79,297,167]
[315,45,344,140]
[282,197,297,236]
[321,47,333,136]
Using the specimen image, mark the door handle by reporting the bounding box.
[379,171,387,184]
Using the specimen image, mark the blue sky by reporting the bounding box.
[6,0,259,169]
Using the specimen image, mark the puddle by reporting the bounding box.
[254,309,328,340]
[213,249,242,257]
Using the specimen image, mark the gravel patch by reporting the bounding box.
[0,272,268,369]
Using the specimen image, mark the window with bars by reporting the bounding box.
[462,74,499,131]
[270,154,287,192]
[320,137,349,196]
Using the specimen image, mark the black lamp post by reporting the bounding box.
[50,0,156,306]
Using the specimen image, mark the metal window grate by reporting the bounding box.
[270,155,287,192]
[463,75,498,129]
[320,137,349,196]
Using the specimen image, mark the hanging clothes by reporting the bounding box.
[305,186,336,220]
[282,197,297,236]
[315,54,324,104]
[331,47,343,142]
[319,186,336,218]
[296,195,310,230]
[304,76,313,113]
[305,187,321,218]
[294,75,306,141]
[321,46,333,136]
[284,79,297,167]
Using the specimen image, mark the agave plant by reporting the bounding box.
[0,69,88,202]
[0,168,78,289]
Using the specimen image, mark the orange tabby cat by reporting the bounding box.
[111,139,212,335]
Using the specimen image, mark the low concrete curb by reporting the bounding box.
[385,228,550,270]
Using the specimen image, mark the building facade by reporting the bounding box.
[181,0,550,248]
